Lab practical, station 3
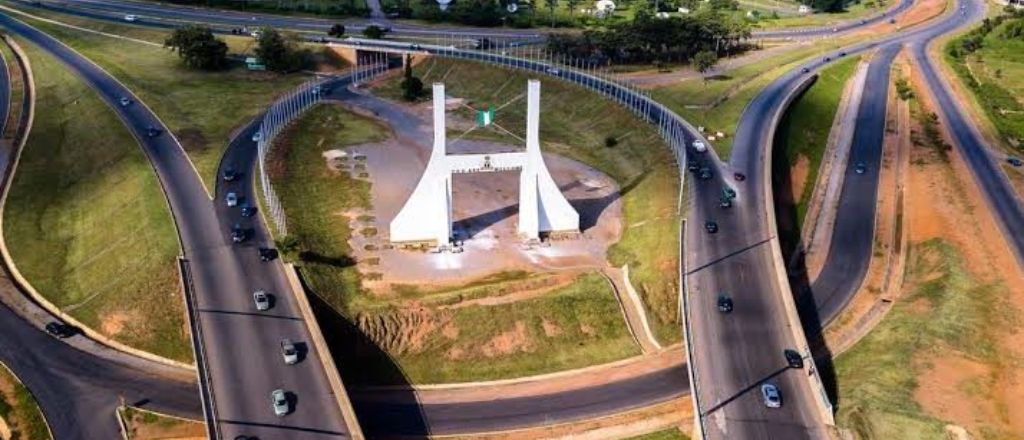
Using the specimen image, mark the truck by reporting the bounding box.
[692,140,707,153]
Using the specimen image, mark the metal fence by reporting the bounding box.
[256,60,390,237]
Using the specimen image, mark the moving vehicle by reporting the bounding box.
[123,14,137,22]
[146,126,161,138]
[784,349,804,369]
[119,96,131,107]
[717,295,733,313]
[1008,157,1022,167]
[704,221,718,234]
[45,321,77,338]
[854,161,867,174]
[761,383,782,408]
[222,167,238,182]
[231,223,246,243]
[252,131,262,142]
[719,195,732,208]
[258,247,276,262]
[253,290,270,311]
[699,167,713,180]
[240,204,255,217]
[281,339,299,365]
[271,389,289,416]
[692,140,707,153]
[226,192,238,207]
[733,172,746,181]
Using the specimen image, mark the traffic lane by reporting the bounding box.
[0,299,201,440]
[809,44,900,326]
[910,26,1024,264]
[354,364,689,436]
[688,189,821,439]
[755,0,913,39]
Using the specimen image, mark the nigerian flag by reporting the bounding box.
[476,106,496,127]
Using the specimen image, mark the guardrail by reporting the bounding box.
[679,218,707,440]
[177,258,220,440]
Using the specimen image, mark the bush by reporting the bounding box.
[164,25,228,70]
[605,136,619,147]
[255,28,313,72]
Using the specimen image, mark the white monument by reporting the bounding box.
[389,80,580,247]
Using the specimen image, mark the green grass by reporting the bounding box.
[119,406,204,440]
[0,365,51,440]
[8,10,309,190]
[2,38,190,362]
[379,58,682,344]
[626,428,691,440]
[367,272,641,383]
[758,0,890,29]
[774,55,861,226]
[652,42,846,159]
[834,239,1015,439]
[945,16,1024,153]
[270,103,388,313]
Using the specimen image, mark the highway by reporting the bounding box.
[689,0,991,438]
[0,0,1014,437]
[0,12,354,439]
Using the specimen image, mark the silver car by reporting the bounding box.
[253,290,270,311]
[761,383,782,408]
[281,339,298,365]
[271,389,289,416]
[226,192,238,207]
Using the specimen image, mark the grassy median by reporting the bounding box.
[8,11,307,191]
[774,54,861,225]
[377,58,682,345]
[118,407,205,440]
[2,39,190,362]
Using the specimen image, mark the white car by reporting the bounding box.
[226,192,238,207]
[119,97,132,107]
[253,290,270,311]
[251,131,262,142]
[271,389,289,416]
[281,339,299,365]
[123,14,137,22]
[761,383,782,408]
[692,140,708,153]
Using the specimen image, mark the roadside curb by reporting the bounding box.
[0,33,195,372]
[621,264,664,351]
[283,264,365,440]
[760,72,837,426]
[599,268,647,354]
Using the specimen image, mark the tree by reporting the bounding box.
[692,50,718,81]
[328,23,346,37]
[566,0,579,17]
[544,0,558,26]
[400,55,424,101]
[363,24,385,39]
[164,25,228,70]
[255,28,313,72]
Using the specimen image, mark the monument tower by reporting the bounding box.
[389,80,579,248]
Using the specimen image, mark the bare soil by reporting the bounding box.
[900,56,1024,438]
[790,154,811,202]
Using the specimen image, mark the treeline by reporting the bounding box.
[164,25,313,72]
[546,10,751,65]
[948,8,1024,57]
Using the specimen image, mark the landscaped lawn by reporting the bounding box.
[9,10,309,191]
[377,58,682,345]
[3,39,189,361]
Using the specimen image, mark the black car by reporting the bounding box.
[854,161,867,174]
[839,51,847,57]
[733,172,746,181]
[704,221,718,234]
[688,161,700,172]
[146,126,162,138]
[1008,157,1023,167]
[801,67,810,74]
[723,187,737,199]
[45,321,77,338]
[717,295,733,313]
[240,204,256,217]
[699,167,713,180]
[720,195,732,208]
[222,167,239,182]
[824,56,831,62]
[231,224,246,243]
[784,349,804,368]
[258,247,277,262]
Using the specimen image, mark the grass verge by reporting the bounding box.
[6,9,308,190]
[0,365,50,440]
[377,57,682,344]
[834,239,1012,439]
[2,38,190,361]
[626,428,691,440]
[774,54,861,225]
[118,407,204,440]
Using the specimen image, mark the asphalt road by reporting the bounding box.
[0,12,353,439]
[20,0,911,41]
[690,0,989,438]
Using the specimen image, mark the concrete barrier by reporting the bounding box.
[177,258,220,440]
[760,73,837,426]
[0,35,195,372]
[282,264,365,440]
[678,219,706,440]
